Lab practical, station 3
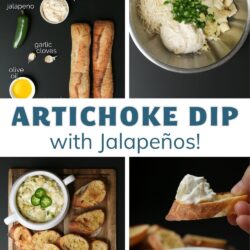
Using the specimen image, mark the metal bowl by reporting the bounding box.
[130,0,250,73]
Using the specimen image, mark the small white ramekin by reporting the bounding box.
[9,77,35,99]
[4,171,75,231]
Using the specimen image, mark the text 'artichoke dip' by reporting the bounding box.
[176,174,216,204]
[17,175,64,223]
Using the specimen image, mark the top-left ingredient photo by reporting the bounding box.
[0,0,125,98]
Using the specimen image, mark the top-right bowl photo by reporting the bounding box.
[130,0,250,73]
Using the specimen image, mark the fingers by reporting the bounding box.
[235,201,250,216]
[228,202,250,233]
[227,214,237,226]
[232,166,250,196]
[236,215,250,234]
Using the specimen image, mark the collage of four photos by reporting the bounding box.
[0,0,250,249]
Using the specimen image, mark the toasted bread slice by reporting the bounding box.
[166,193,248,221]
[146,227,184,250]
[130,224,150,247]
[91,240,109,250]
[69,209,105,235]
[59,234,89,250]
[9,224,34,250]
[183,234,227,248]
[44,244,61,250]
[73,180,106,208]
[32,231,61,250]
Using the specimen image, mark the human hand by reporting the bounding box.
[227,166,250,234]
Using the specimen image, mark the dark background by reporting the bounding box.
[0,157,125,249]
[0,0,125,98]
[130,37,250,98]
[130,157,250,249]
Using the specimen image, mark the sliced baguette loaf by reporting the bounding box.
[145,227,184,250]
[166,193,248,221]
[44,244,61,250]
[32,231,61,250]
[73,180,106,208]
[183,234,227,248]
[59,234,89,250]
[69,209,105,235]
[9,224,34,250]
[91,240,109,250]
[130,224,150,247]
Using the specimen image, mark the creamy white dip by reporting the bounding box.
[160,21,206,54]
[176,174,216,204]
[16,175,64,223]
[41,0,69,24]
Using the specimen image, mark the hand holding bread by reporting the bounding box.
[166,174,248,221]
[227,166,250,234]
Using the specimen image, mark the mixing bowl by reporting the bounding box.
[130,0,250,73]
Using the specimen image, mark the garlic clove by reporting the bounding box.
[28,52,36,64]
[44,55,58,64]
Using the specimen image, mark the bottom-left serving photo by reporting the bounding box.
[0,157,125,250]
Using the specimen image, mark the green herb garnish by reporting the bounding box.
[164,0,214,28]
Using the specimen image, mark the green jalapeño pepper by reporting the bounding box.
[40,196,52,209]
[31,195,41,206]
[13,11,29,49]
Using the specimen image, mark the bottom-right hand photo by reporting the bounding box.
[130,158,250,250]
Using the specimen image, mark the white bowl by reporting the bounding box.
[4,171,75,231]
[9,77,35,99]
[40,0,69,24]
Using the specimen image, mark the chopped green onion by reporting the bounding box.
[164,0,213,29]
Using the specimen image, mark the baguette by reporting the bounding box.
[58,234,89,250]
[183,234,227,248]
[69,209,105,235]
[166,192,248,221]
[44,244,61,250]
[73,180,106,209]
[93,21,114,98]
[69,23,91,98]
[145,227,184,250]
[130,224,150,247]
[32,230,61,250]
[9,224,34,250]
[91,240,109,250]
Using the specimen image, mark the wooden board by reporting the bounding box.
[8,168,116,249]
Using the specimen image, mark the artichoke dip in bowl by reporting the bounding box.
[130,0,250,73]
[4,171,75,231]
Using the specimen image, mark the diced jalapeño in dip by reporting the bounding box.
[16,175,64,223]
